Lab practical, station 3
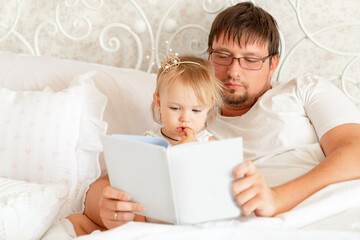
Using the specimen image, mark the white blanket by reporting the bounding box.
[71,180,360,240]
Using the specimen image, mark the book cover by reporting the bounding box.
[102,134,243,224]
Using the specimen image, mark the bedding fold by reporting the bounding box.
[74,179,360,240]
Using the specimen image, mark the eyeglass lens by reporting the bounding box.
[211,52,266,70]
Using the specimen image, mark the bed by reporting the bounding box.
[0,0,359,239]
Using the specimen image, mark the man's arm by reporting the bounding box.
[83,175,110,227]
[83,129,199,228]
[232,123,360,216]
[83,175,146,229]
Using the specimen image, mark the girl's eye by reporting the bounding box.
[170,107,179,111]
[192,109,202,113]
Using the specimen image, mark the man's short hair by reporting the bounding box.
[208,2,280,57]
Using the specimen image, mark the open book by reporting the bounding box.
[101,134,243,225]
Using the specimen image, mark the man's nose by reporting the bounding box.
[227,59,243,79]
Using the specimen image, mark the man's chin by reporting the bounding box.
[224,91,245,100]
[223,92,253,108]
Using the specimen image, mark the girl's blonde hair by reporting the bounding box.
[152,55,224,124]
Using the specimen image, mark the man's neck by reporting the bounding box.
[220,104,252,117]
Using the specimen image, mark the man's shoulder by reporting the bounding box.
[272,73,333,92]
[274,73,324,85]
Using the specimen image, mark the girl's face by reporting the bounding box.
[154,81,212,140]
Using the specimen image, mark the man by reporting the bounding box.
[205,1,360,217]
[71,1,360,234]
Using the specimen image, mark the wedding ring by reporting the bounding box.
[114,212,118,220]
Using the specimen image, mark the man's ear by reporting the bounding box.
[269,55,280,78]
[153,93,161,112]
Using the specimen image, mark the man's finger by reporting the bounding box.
[231,175,255,196]
[113,201,145,212]
[102,209,134,229]
[103,186,131,201]
[240,196,261,216]
[234,185,258,206]
[232,161,257,179]
[112,211,136,222]
[103,200,145,212]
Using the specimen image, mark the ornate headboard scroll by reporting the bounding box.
[0,0,359,104]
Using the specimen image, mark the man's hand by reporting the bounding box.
[178,128,197,144]
[99,186,146,229]
[232,161,278,217]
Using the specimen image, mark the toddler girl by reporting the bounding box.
[145,54,223,145]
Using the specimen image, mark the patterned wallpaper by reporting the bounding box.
[0,0,359,102]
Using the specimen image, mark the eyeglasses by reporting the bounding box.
[209,49,272,71]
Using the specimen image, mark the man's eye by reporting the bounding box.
[217,54,229,59]
[244,58,258,63]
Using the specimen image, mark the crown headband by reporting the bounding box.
[159,48,203,76]
[147,42,203,77]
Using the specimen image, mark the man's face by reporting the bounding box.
[209,33,279,109]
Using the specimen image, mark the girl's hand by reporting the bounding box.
[178,128,197,144]
[99,186,146,229]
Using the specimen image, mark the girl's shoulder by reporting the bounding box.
[196,129,214,142]
[144,127,162,138]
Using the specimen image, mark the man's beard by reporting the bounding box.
[222,89,251,108]
[221,76,272,109]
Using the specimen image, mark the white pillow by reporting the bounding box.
[0,71,108,217]
[0,51,157,135]
[0,51,158,176]
[0,177,70,240]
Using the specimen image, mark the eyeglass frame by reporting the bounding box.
[209,49,273,71]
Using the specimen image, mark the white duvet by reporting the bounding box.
[44,143,360,239]
[42,179,360,240]
[38,124,360,240]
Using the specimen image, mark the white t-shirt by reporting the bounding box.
[207,73,360,186]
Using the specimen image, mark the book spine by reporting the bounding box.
[167,149,180,224]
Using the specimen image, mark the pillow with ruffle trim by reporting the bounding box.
[0,71,108,217]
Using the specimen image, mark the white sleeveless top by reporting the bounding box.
[144,127,213,143]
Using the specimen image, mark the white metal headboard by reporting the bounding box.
[0,0,359,104]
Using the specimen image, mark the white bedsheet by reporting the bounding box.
[69,179,360,240]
